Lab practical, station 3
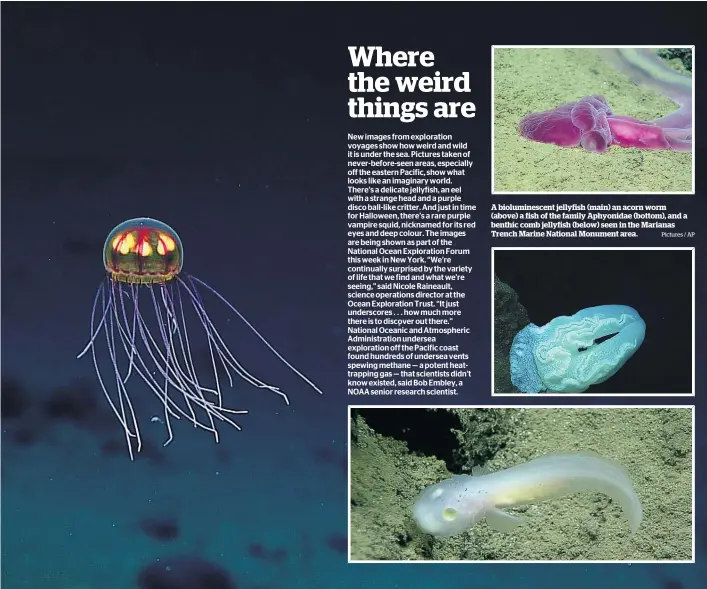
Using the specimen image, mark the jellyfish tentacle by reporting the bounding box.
[84,279,139,441]
[114,287,199,426]
[162,283,220,436]
[183,281,239,407]
[77,278,112,360]
[83,289,130,452]
[184,277,237,394]
[186,275,324,396]
[149,285,186,444]
[156,284,218,443]
[112,287,239,436]
[185,283,287,401]
[172,283,223,408]
[120,290,208,424]
[157,285,218,435]
[130,290,200,393]
[171,283,200,383]
[111,284,246,437]
[130,304,221,411]
[115,283,184,422]
[103,281,141,459]
[109,282,142,452]
[115,311,230,433]
[154,285,179,446]
[180,276,294,404]
[119,283,142,385]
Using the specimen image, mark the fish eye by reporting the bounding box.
[442,508,457,521]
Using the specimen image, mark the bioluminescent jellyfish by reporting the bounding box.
[78,217,322,459]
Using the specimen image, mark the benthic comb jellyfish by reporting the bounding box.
[77,217,322,459]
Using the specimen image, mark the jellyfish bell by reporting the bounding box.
[78,217,322,460]
[103,217,184,284]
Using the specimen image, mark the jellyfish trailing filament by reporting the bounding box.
[77,217,323,459]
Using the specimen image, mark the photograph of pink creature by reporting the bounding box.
[492,46,694,194]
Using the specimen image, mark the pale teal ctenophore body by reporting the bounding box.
[510,305,646,394]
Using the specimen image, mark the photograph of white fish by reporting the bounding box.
[348,406,693,562]
[412,452,642,538]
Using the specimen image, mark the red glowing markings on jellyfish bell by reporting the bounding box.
[111,228,176,258]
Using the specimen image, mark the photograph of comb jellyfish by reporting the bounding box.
[492,247,694,396]
[348,406,693,562]
[492,46,694,194]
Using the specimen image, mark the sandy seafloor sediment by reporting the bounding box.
[350,407,692,561]
[493,48,692,193]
